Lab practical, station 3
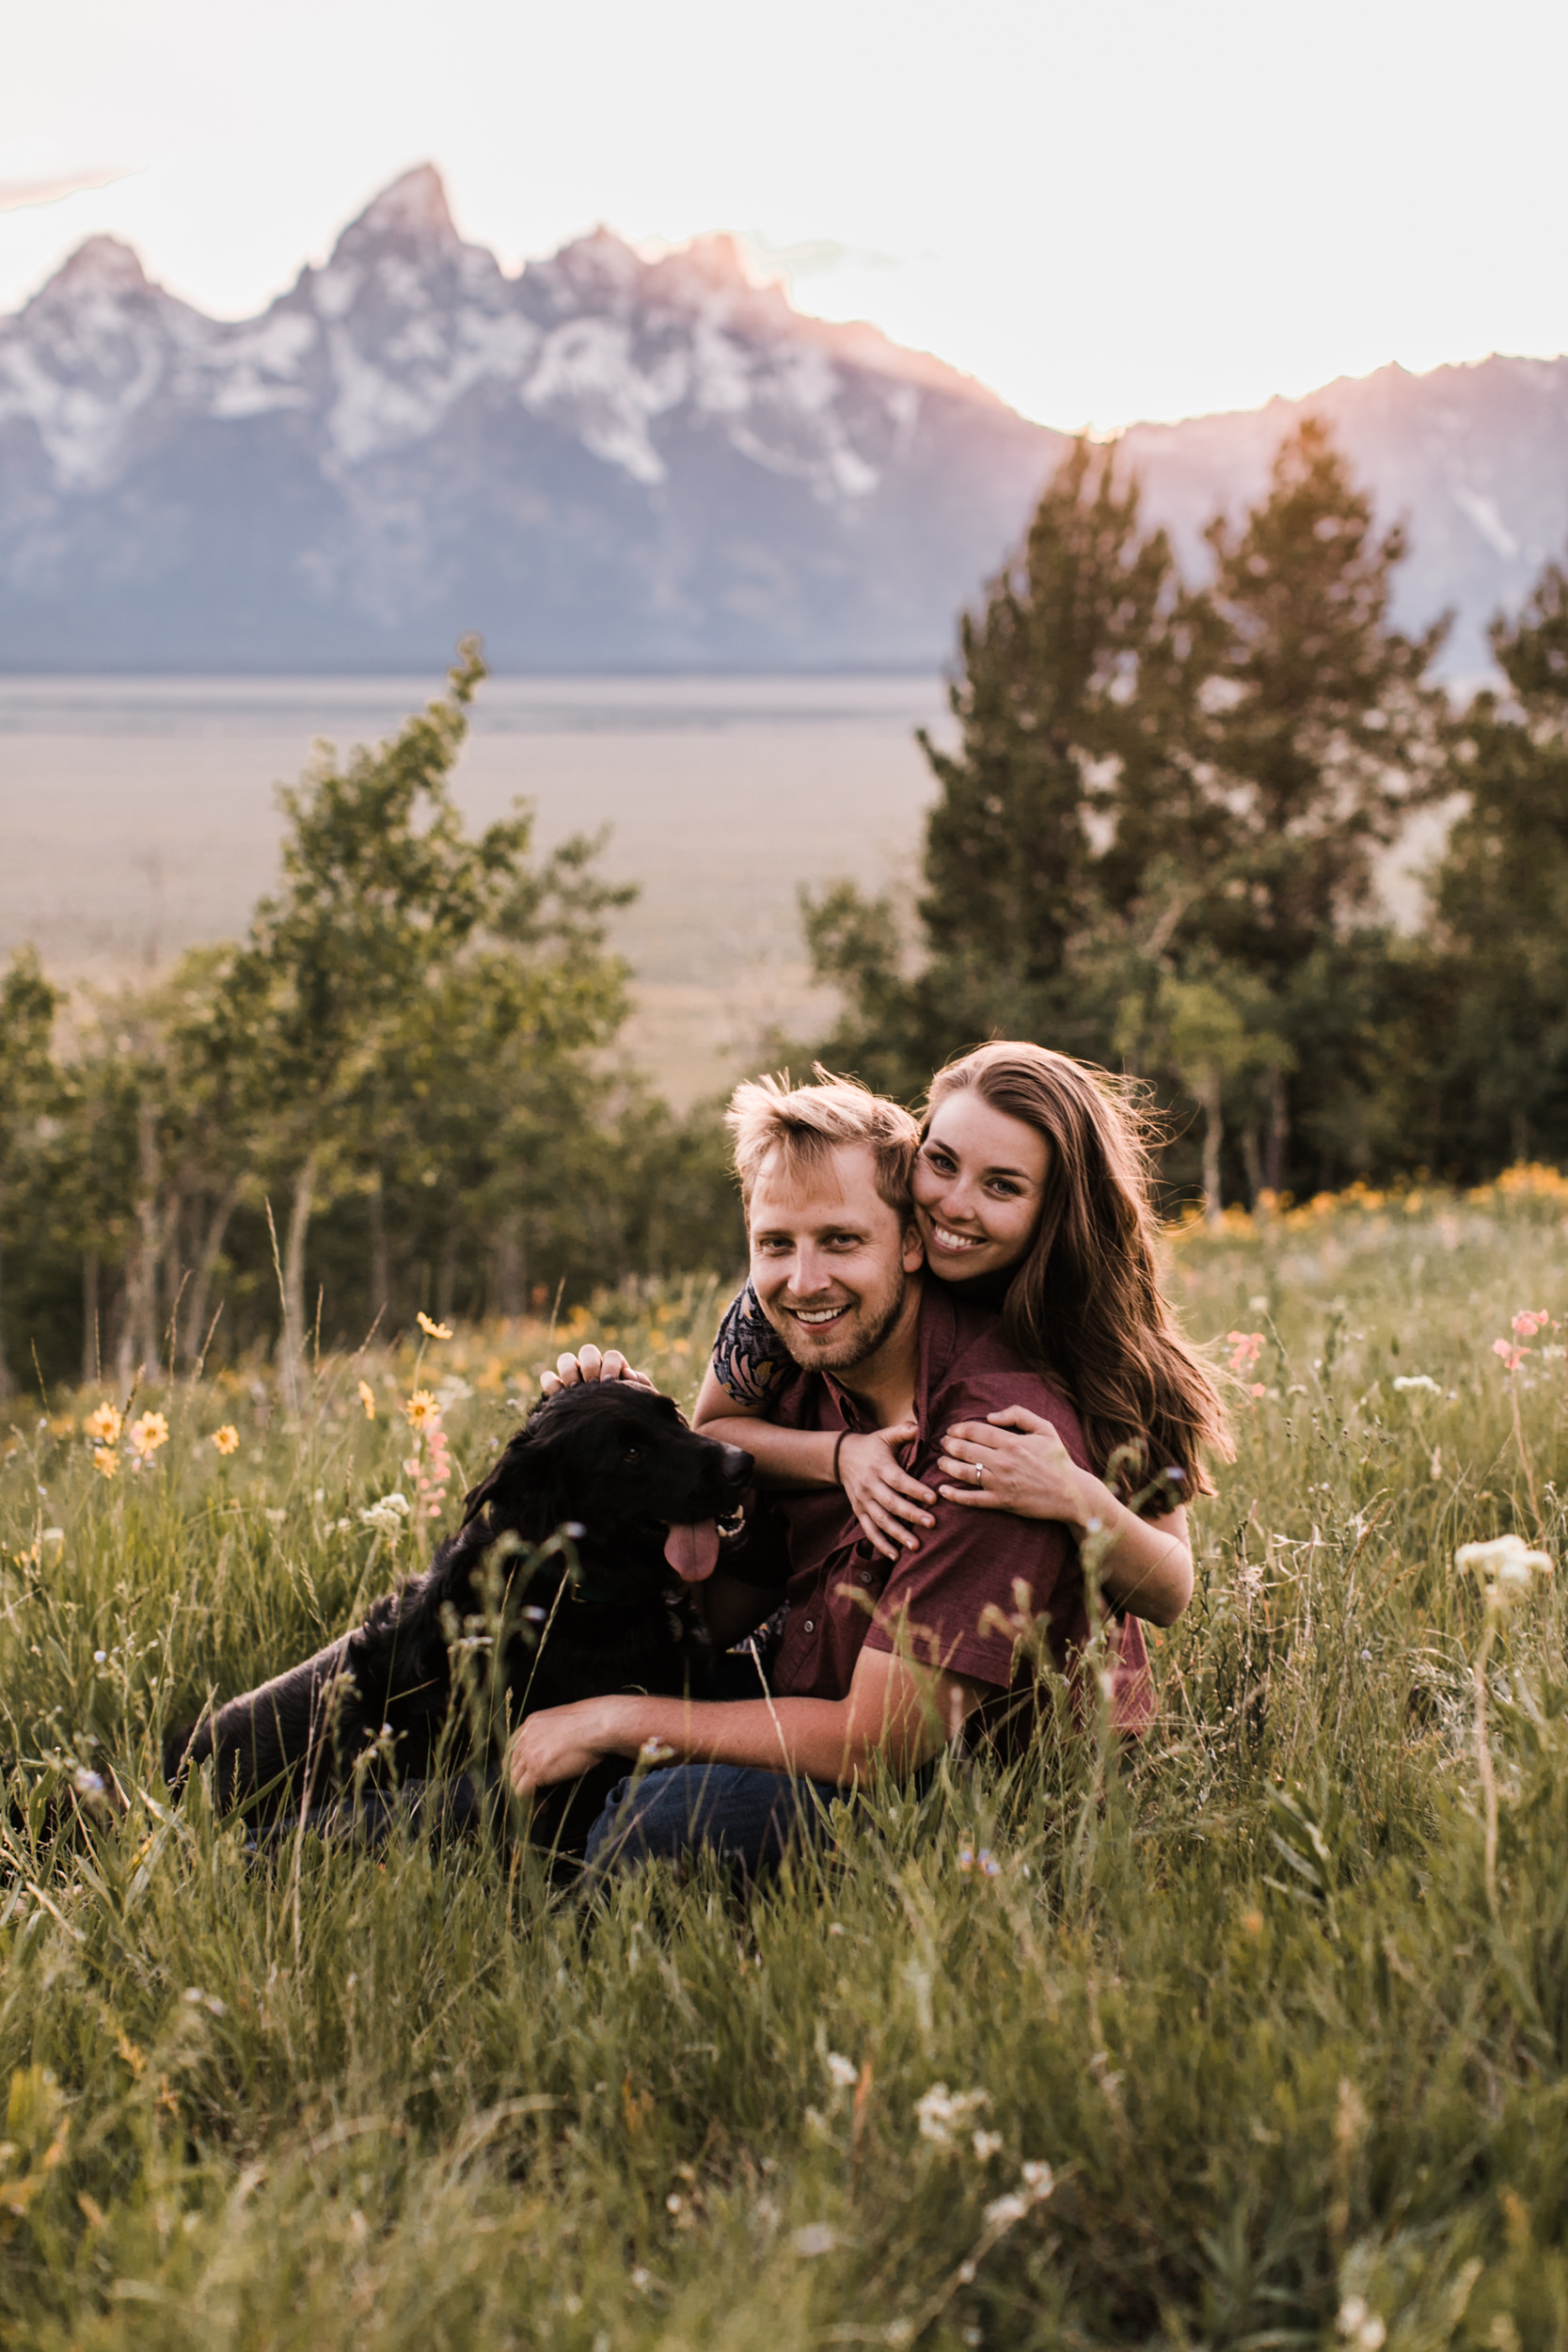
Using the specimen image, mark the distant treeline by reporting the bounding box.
[0,646,740,1393]
[804,419,1568,1211]
[4,420,1568,1392]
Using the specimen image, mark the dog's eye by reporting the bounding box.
[623,1442,644,1463]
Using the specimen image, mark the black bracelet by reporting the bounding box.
[832,1430,847,1486]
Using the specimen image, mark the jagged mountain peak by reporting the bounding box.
[335,164,461,252]
[3,170,1565,673]
[38,234,156,304]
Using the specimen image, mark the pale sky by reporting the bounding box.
[4,0,1567,431]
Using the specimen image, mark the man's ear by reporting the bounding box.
[901,1220,926,1275]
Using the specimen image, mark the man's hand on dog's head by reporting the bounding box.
[539,1343,657,1396]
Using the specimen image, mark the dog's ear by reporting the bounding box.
[460,1406,575,1548]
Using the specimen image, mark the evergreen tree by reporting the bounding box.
[1429,561,1568,1166]
[1196,418,1446,979]
[805,438,1207,1093]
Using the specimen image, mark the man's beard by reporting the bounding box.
[770,1267,911,1375]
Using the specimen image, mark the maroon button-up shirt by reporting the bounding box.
[764,1277,1101,1707]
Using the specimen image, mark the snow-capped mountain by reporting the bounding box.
[2,164,1566,673]
[0,167,1060,670]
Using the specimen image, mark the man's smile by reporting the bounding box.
[787,1301,853,1327]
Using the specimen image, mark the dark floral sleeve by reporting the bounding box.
[710,1281,790,1405]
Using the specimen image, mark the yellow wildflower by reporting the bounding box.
[211,1424,240,1456]
[92,1447,120,1481]
[127,1411,169,1459]
[403,1390,440,1432]
[84,1403,121,1446]
[417,1311,453,1341]
[357,1379,376,1421]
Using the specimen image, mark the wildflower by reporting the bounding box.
[417,1311,453,1340]
[72,1767,107,1803]
[92,1447,119,1481]
[1338,2297,1386,2352]
[1457,1532,1553,1605]
[358,1494,411,1535]
[211,1424,239,1456]
[1020,2161,1054,2199]
[982,2191,1028,2229]
[792,2224,836,2257]
[1226,1331,1265,1375]
[127,1411,169,1460]
[1493,1339,1528,1374]
[1392,1375,1440,1394]
[1513,1309,1551,1340]
[357,1379,376,1421]
[84,1403,121,1446]
[403,1390,440,1431]
[915,2083,990,2147]
[825,2052,859,2090]
[972,2129,1004,2160]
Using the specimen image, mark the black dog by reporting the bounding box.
[165,1382,753,1856]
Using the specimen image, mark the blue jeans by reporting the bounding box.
[581,1644,844,1878]
[583,1759,841,1877]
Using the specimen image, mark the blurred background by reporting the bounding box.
[5,0,1568,1387]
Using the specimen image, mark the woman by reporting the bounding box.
[689,1041,1230,1629]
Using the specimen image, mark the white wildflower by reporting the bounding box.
[972,2129,1004,2160]
[1021,2160,1055,2199]
[983,2191,1028,2229]
[1456,1533,1553,1606]
[915,2083,990,2146]
[1392,1375,1441,1394]
[793,2223,836,2257]
[825,2052,859,2090]
[1338,2296,1386,2351]
[358,1493,411,1535]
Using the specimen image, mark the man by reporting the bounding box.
[510,1073,1093,1873]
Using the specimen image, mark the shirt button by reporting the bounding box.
[859,1570,873,1585]
[803,1618,815,1633]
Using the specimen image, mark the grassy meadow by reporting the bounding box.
[5,1179,1568,2347]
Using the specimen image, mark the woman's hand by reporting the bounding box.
[839,1422,936,1560]
[936,1406,1090,1526]
[508,1696,631,1793]
[540,1343,656,1397]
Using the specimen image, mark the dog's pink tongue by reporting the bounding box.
[664,1519,721,1582]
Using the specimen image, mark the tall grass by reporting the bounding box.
[4,1184,1568,2348]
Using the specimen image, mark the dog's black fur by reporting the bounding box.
[164,1383,753,1855]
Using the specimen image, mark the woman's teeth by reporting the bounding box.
[932,1225,983,1251]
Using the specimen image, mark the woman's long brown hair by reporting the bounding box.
[924,1042,1231,1503]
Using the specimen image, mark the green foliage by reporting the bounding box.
[2,1193,1568,2344]
[0,650,743,1388]
[804,421,1490,1206]
[0,948,59,1396]
[1425,564,1568,1168]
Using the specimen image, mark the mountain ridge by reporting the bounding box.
[1,166,1563,674]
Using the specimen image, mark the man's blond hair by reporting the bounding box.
[726,1067,920,1218]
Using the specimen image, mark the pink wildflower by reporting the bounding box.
[1226,1331,1265,1375]
[1513,1310,1551,1340]
[1494,1340,1528,1374]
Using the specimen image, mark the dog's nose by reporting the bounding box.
[720,1445,753,1482]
